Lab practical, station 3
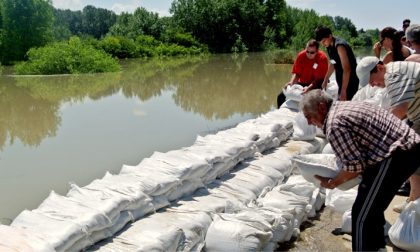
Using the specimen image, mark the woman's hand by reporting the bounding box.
[373,41,382,58]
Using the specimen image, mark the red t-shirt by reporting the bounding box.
[291,50,328,87]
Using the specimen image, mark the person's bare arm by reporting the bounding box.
[315,170,361,189]
[382,51,393,64]
[390,102,409,119]
[322,63,335,89]
[337,46,351,101]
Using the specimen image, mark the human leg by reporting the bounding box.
[352,145,420,251]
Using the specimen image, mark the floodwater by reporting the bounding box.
[0,52,291,223]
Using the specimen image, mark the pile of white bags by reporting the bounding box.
[1,106,332,252]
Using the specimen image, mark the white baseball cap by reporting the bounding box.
[356,56,380,87]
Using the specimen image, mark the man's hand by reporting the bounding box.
[315,175,336,189]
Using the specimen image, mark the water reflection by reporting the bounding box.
[0,53,290,221]
[0,53,288,150]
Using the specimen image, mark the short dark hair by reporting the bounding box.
[315,26,332,42]
[306,39,319,49]
[403,19,411,25]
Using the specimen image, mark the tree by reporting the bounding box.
[109,7,163,39]
[81,5,117,39]
[171,0,267,53]
[0,0,54,64]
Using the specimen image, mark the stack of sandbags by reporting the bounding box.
[88,210,213,252]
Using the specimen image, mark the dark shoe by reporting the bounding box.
[396,181,410,197]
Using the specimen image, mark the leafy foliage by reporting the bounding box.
[0,0,54,64]
[15,37,121,74]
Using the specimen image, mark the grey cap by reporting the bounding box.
[356,56,379,87]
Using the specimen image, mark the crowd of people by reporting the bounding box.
[279,19,420,251]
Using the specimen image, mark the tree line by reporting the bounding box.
[0,0,380,71]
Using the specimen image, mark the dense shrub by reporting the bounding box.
[15,37,120,75]
[98,36,137,58]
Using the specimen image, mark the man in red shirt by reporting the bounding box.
[277,39,329,108]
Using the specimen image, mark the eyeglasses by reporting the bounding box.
[306,50,316,55]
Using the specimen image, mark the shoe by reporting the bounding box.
[393,198,409,213]
[396,181,410,197]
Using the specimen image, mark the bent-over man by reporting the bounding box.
[300,89,420,251]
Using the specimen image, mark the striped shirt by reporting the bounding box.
[385,61,420,124]
[322,101,420,172]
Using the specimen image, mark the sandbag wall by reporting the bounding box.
[0,108,327,252]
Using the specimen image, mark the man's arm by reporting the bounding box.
[322,62,335,90]
[389,102,409,119]
[315,170,361,189]
[337,46,351,101]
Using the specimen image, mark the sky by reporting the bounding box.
[52,0,420,31]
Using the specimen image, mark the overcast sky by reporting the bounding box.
[52,0,420,31]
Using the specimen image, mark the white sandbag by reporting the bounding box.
[257,188,311,225]
[210,180,258,203]
[35,191,112,233]
[0,225,55,252]
[388,199,420,251]
[341,209,391,236]
[325,188,357,213]
[11,210,86,251]
[325,80,339,100]
[148,150,212,179]
[205,214,273,252]
[93,210,212,252]
[67,183,130,222]
[68,211,134,251]
[341,209,352,233]
[165,178,204,202]
[280,99,300,111]
[118,166,181,196]
[322,143,334,154]
[280,175,323,217]
[291,154,361,190]
[283,84,304,102]
[83,172,155,213]
[292,112,317,141]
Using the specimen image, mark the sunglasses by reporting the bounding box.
[306,50,316,55]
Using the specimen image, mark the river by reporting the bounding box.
[0,52,291,223]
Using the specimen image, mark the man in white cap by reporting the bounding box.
[356,56,420,211]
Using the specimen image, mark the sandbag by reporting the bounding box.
[283,84,304,102]
[292,112,316,141]
[291,154,361,190]
[325,188,357,213]
[388,199,420,251]
[205,214,273,252]
[0,225,55,252]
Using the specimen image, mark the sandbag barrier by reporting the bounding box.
[0,108,328,252]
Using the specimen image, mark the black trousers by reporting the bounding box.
[351,144,420,251]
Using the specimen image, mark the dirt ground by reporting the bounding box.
[276,195,408,252]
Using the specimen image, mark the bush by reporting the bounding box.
[15,37,120,75]
[99,36,137,58]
